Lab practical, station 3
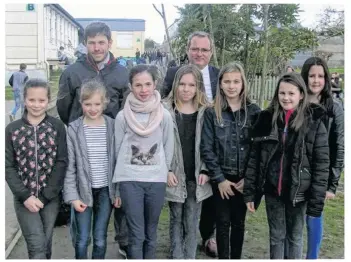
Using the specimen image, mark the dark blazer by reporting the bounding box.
[162,65,220,99]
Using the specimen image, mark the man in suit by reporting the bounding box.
[162,31,219,103]
[162,31,219,257]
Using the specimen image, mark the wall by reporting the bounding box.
[110,31,144,58]
[5,4,39,67]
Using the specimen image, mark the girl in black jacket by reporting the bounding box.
[201,62,261,259]
[5,79,68,259]
[300,57,344,259]
[243,73,329,259]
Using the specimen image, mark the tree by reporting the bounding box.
[153,4,176,60]
[144,38,156,50]
[317,7,344,39]
[258,4,269,108]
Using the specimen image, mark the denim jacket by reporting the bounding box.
[201,103,261,184]
[164,102,212,203]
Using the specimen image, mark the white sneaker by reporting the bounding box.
[9,114,15,122]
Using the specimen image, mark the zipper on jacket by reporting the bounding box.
[293,139,304,206]
[277,126,288,196]
[34,126,39,197]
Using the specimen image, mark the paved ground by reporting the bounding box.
[5,101,22,251]
[7,222,124,259]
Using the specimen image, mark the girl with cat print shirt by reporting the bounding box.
[163,65,213,259]
[112,65,174,259]
[63,79,118,259]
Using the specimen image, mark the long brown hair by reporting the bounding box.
[164,64,209,111]
[214,62,251,125]
[268,72,308,131]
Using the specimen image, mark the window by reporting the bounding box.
[116,33,133,49]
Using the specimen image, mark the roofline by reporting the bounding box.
[75,18,145,22]
[46,4,84,32]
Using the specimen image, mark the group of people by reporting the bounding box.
[5,22,344,261]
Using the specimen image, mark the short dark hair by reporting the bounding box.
[23,78,51,100]
[20,63,27,70]
[129,65,158,85]
[84,22,112,42]
[59,46,64,50]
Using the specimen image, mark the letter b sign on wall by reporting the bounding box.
[27,4,35,11]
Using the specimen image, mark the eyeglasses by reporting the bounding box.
[189,47,211,54]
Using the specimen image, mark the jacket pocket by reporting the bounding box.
[214,120,231,139]
[298,167,312,193]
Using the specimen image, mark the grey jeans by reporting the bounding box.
[120,181,166,259]
[168,181,202,259]
[114,206,128,247]
[265,194,307,259]
[14,196,60,259]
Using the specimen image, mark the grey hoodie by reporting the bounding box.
[63,115,117,206]
[163,102,213,203]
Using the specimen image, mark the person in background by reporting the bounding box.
[8,63,28,122]
[58,46,70,65]
[286,66,295,73]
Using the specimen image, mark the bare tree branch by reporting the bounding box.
[153,4,164,18]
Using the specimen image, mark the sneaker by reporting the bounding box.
[118,245,128,259]
[9,114,14,122]
[204,238,218,258]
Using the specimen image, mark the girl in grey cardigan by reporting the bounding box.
[112,65,174,259]
[63,79,118,259]
[163,65,213,259]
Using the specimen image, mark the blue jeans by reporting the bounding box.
[265,194,307,259]
[120,181,166,259]
[168,181,202,259]
[306,214,323,259]
[11,89,24,116]
[74,187,112,259]
[14,196,60,259]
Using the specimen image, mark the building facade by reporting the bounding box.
[76,18,145,59]
[5,3,83,82]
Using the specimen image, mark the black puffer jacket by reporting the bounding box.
[201,102,261,184]
[243,105,330,217]
[56,52,129,125]
[323,99,344,194]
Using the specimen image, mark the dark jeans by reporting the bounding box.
[14,196,60,259]
[168,181,202,259]
[265,194,307,259]
[120,181,166,259]
[213,186,247,259]
[114,206,129,247]
[199,194,216,242]
[74,187,112,259]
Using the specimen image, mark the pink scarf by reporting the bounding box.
[124,90,164,137]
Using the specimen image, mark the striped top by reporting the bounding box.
[83,124,109,188]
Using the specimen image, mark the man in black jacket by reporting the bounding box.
[162,31,219,103]
[56,21,129,258]
[56,22,129,126]
[163,31,220,257]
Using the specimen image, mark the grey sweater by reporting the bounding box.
[63,115,117,206]
[112,107,174,183]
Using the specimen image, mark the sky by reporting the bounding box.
[59,3,345,44]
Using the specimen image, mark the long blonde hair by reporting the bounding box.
[214,62,251,125]
[164,64,209,111]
